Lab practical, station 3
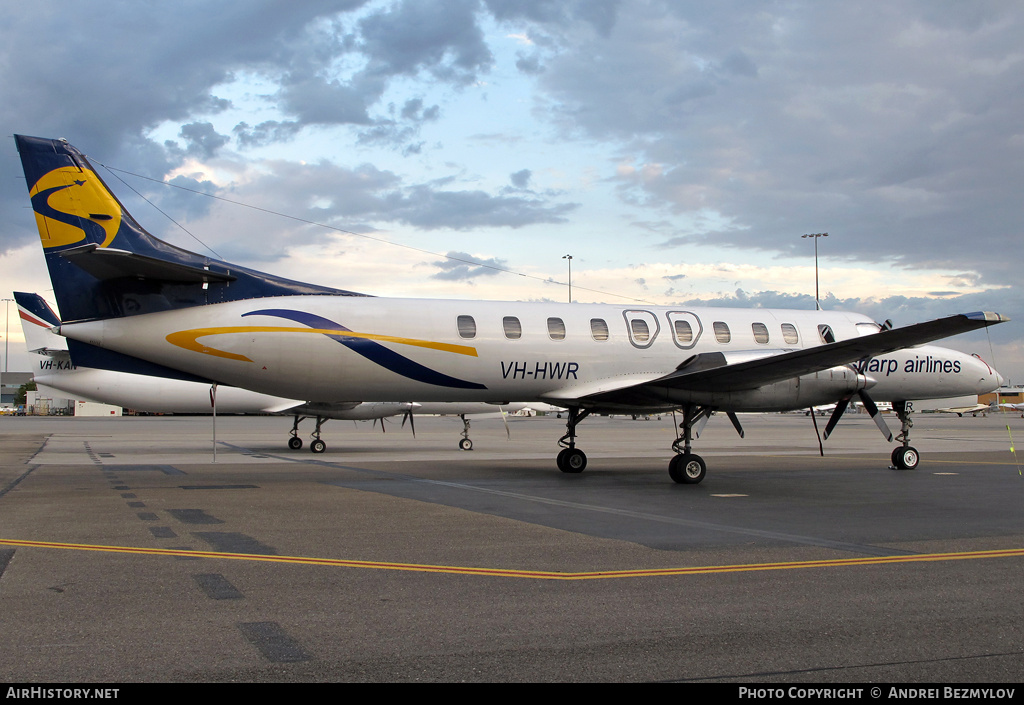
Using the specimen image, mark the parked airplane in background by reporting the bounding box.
[16,291,520,451]
[1000,403,1024,417]
[936,403,993,417]
[15,135,1009,483]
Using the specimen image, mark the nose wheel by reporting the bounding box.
[890,402,919,470]
[891,445,919,470]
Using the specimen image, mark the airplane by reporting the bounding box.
[15,290,522,451]
[935,403,993,417]
[999,403,1024,417]
[13,134,1009,484]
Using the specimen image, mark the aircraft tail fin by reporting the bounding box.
[14,291,66,355]
[14,134,366,324]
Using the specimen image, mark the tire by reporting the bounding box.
[459,438,473,451]
[288,436,303,450]
[559,448,587,473]
[311,439,326,454]
[892,446,919,470]
[669,453,706,484]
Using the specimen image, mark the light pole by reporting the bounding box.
[562,254,572,303]
[801,233,828,310]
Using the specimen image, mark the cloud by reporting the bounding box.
[510,169,532,188]
[431,250,507,280]
[528,3,1024,287]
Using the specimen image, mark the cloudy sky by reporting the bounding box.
[1,1,1020,381]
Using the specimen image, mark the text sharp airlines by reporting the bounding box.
[13,134,1009,484]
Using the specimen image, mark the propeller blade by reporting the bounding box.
[402,410,416,438]
[809,407,824,456]
[822,398,851,440]
[858,390,893,442]
[726,412,745,439]
[499,405,511,440]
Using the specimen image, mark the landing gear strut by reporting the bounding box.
[669,405,713,484]
[890,401,918,470]
[288,415,306,450]
[556,407,591,473]
[310,415,328,454]
[458,414,473,450]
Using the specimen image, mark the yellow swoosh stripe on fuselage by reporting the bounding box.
[166,326,479,362]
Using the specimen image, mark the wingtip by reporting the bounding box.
[964,311,1010,324]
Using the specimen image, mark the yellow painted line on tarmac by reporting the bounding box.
[2,539,1024,581]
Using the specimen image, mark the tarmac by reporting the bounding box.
[1,411,1022,682]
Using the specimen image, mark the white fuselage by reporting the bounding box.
[58,297,1000,411]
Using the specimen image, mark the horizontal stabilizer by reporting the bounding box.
[60,244,236,283]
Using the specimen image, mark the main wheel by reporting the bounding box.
[288,436,303,450]
[558,448,587,473]
[891,446,919,470]
[459,438,473,451]
[311,439,326,454]
[669,453,706,484]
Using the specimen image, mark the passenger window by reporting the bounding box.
[713,321,731,344]
[674,320,693,343]
[818,324,835,344]
[630,318,650,342]
[457,315,476,339]
[547,317,566,340]
[590,318,609,341]
[503,316,522,340]
[667,311,701,349]
[752,322,769,344]
[781,323,799,345]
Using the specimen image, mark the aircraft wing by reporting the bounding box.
[580,311,1008,407]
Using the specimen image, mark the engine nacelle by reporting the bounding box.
[668,365,873,412]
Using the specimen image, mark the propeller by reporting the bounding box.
[822,390,892,442]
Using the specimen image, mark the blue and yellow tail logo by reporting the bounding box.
[29,167,121,250]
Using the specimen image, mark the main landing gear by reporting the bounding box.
[667,405,720,484]
[458,414,473,451]
[551,405,729,484]
[287,415,328,453]
[555,407,591,473]
[890,401,919,470]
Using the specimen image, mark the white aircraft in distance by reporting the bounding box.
[999,403,1024,417]
[15,134,1009,483]
[16,291,523,452]
[936,403,993,417]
